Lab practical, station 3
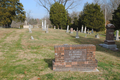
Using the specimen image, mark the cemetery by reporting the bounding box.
[0,0,120,80]
[0,27,120,80]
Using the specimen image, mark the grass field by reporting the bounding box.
[0,28,120,80]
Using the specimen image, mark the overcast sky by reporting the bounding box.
[20,0,93,19]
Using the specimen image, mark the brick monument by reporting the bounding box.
[52,44,98,71]
[99,24,118,50]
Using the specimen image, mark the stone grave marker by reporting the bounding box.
[53,44,98,71]
[75,28,79,38]
[91,29,94,33]
[70,28,73,33]
[45,25,49,33]
[31,36,34,40]
[115,30,119,41]
[84,27,86,33]
[99,24,118,50]
[29,28,32,33]
[42,19,46,31]
[66,25,69,33]
[81,26,83,33]
[42,20,43,29]
[87,29,89,34]
[95,34,99,38]
[54,26,56,29]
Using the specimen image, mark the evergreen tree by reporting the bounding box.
[50,2,67,29]
[66,12,72,26]
[0,0,26,27]
[72,17,78,30]
[110,4,120,30]
[82,3,105,31]
[78,11,84,30]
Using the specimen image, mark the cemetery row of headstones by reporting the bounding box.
[28,27,34,40]
[42,19,49,33]
[42,20,46,31]
[52,24,119,72]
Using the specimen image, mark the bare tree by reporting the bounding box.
[93,0,120,21]
[35,0,81,12]
[26,11,32,24]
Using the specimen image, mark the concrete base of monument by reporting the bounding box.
[75,36,79,38]
[99,44,118,50]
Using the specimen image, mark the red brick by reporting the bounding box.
[61,53,64,55]
[84,61,88,64]
[72,62,77,65]
[65,65,71,67]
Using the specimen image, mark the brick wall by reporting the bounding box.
[53,44,98,71]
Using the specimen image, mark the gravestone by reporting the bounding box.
[54,26,56,29]
[29,28,32,33]
[91,29,94,33]
[44,19,46,30]
[42,20,43,29]
[84,27,86,33]
[45,25,49,33]
[95,34,99,38]
[42,19,46,31]
[66,25,69,33]
[31,36,34,40]
[81,26,83,33]
[70,28,73,33]
[52,44,98,71]
[115,30,119,41]
[87,29,89,34]
[75,28,79,38]
[99,24,118,50]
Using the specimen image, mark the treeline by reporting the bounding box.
[0,0,26,28]
[50,2,105,31]
[50,2,120,31]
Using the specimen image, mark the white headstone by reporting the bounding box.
[81,26,83,33]
[42,19,46,31]
[29,28,32,33]
[42,20,43,29]
[87,29,89,34]
[54,26,56,29]
[31,36,34,40]
[115,30,119,41]
[84,27,86,33]
[44,19,46,30]
[46,25,49,33]
[75,28,79,38]
[66,25,69,33]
